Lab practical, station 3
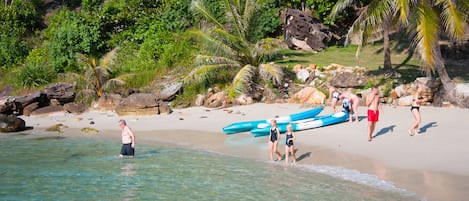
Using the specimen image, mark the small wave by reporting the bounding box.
[296,164,416,196]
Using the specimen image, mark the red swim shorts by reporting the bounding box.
[367,109,379,122]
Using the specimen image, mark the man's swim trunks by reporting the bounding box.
[367,109,379,122]
[120,143,134,156]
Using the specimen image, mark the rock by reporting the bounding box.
[157,102,173,115]
[235,94,254,105]
[289,87,325,104]
[394,84,410,98]
[23,102,40,116]
[398,95,413,106]
[0,114,26,132]
[80,127,99,134]
[331,72,367,88]
[45,123,68,133]
[30,105,64,116]
[296,68,311,83]
[204,91,228,108]
[115,93,161,116]
[63,103,86,114]
[92,94,122,111]
[158,82,183,101]
[42,82,76,104]
[293,64,303,72]
[194,94,206,106]
[282,8,332,52]
[456,83,469,97]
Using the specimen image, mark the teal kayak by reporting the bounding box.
[222,106,324,134]
[250,111,349,137]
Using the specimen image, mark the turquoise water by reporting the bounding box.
[0,133,419,201]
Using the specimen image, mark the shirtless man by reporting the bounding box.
[366,86,382,141]
[119,119,136,158]
[339,91,361,123]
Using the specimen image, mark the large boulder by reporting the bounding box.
[30,105,64,116]
[158,82,183,101]
[289,87,325,104]
[204,91,228,108]
[42,82,76,104]
[331,72,367,88]
[115,93,161,116]
[92,94,123,111]
[282,8,332,52]
[0,114,26,132]
[63,103,86,114]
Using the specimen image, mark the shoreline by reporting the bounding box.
[17,103,469,201]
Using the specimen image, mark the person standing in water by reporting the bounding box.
[327,84,341,113]
[119,119,136,158]
[366,86,382,141]
[284,124,296,164]
[268,119,282,161]
[408,85,427,136]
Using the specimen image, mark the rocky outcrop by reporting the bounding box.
[42,82,76,105]
[0,114,25,132]
[63,103,86,114]
[282,8,332,52]
[158,82,183,101]
[389,77,441,106]
[288,87,325,104]
[114,93,172,116]
[92,94,123,111]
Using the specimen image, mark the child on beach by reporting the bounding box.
[327,83,341,113]
[339,91,361,123]
[284,124,296,164]
[269,119,282,161]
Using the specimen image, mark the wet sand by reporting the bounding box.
[20,103,469,201]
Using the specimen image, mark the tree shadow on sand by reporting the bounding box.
[373,125,396,139]
[419,122,438,134]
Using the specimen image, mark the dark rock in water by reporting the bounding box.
[89,121,95,125]
[0,114,26,132]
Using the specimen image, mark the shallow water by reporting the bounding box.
[0,133,419,201]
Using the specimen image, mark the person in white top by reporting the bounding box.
[119,119,136,158]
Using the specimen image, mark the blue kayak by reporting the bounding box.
[222,106,324,134]
[250,111,349,137]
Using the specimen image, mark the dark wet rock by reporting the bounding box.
[0,114,26,132]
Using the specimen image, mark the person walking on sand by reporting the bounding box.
[339,91,361,123]
[269,119,282,161]
[119,119,136,158]
[366,86,382,141]
[327,83,341,113]
[408,85,427,136]
[284,124,296,164]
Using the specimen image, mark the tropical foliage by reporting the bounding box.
[185,0,284,95]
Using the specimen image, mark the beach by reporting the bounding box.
[19,103,469,201]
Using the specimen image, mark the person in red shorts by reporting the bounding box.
[366,86,382,141]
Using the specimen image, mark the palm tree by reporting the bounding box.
[333,0,469,105]
[394,0,468,104]
[63,47,128,97]
[185,0,284,95]
[330,0,395,71]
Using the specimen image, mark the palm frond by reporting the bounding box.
[259,63,283,86]
[99,47,120,69]
[437,0,469,41]
[223,0,244,38]
[195,55,241,67]
[102,78,126,91]
[190,29,238,59]
[395,0,412,25]
[185,63,238,83]
[330,0,355,18]
[414,1,440,74]
[191,0,224,29]
[76,53,97,71]
[254,38,284,62]
[232,64,256,94]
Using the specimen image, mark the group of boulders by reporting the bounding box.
[0,81,182,132]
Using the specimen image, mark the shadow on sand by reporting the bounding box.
[419,122,438,134]
[373,125,396,139]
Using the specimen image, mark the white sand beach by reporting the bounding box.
[20,103,469,201]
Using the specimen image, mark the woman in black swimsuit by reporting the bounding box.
[284,124,296,164]
[269,120,282,161]
[409,85,426,136]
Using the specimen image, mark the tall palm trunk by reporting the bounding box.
[382,24,392,70]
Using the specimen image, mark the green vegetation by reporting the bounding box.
[0,0,467,106]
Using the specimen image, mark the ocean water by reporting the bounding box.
[0,133,420,201]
